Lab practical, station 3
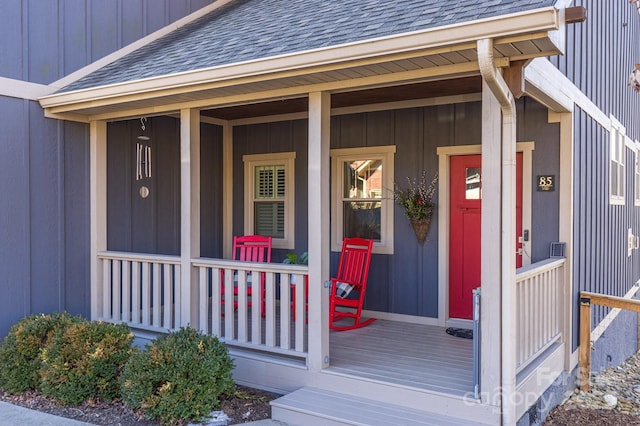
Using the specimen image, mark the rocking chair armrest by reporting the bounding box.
[329,277,359,286]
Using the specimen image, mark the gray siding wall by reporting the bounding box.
[233,98,559,317]
[106,117,223,258]
[0,0,214,339]
[550,1,640,366]
[551,0,640,139]
[571,108,640,365]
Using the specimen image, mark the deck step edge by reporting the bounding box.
[271,387,493,426]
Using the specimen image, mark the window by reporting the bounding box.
[635,145,640,206]
[331,146,395,254]
[243,152,295,249]
[610,116,625,205]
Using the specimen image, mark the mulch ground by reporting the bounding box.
[544,407,640,425]
[0,385,275,425]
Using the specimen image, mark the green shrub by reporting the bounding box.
[39,321,133,405]
[120,327,234,425]
[0,312,81,393]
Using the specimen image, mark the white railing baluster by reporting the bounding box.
[121,260,130,322]
[224,268,234,339]
[131,261,140,325]
[113,260,122,322]
[211,267,221,337]
[199,267,208,334]
[250,270,262,345]
[280,273,291,350]
[265,273,275,347]
[173,264,181,327]
[152,263,161,328]
[293,273,305,353]
[163,263,172,329]
[141,261,151,326]
[237,271,248,342]
[102,259,111,320]
[515,258,565,373]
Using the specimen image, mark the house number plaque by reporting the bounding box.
[537,175,555,192]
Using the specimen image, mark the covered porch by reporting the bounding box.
[39,2,574,422]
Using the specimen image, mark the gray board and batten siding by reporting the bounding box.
[105,97,560,319]
[550,0,640,367]
[107,117,224,259]
[0,0,215,339]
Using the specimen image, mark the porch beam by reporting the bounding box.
[90,120,107,321]
[307,91,331,371]
[180,108,201,327]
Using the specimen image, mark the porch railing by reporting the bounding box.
[515,257,565,372]
[97,251,181,332]
[193,258,309,359]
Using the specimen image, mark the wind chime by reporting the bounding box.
[136,117,152,198]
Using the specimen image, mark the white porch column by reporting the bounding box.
[90,120,107,321]
[222,122,233,259]
[180,108,201,327]
[555,111,574,371]
[479,38,518,425]
[307,91,331,371]
[480,80,503,406]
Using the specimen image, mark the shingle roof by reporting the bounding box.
[60,0,557,92]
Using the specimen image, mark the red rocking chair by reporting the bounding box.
[329,237,376,331]
[222,235,272,312]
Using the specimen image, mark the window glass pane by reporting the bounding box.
[254,201,284,238]
[343,201,381,241]
[343,160,382,199]
[611,162,618,196]
[466,167,482,200]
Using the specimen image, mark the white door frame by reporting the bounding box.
[436,142,534,326]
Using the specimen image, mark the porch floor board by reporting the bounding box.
[329,319,474,396]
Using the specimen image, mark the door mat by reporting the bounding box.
[446,327,473,339]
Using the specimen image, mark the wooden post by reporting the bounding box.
[90,120,107,321]
[579,295,591,392]
[307,91,330,371]
[180,108,201,327]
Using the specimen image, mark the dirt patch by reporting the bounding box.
[544,408,640,425]
[0,385,275,425]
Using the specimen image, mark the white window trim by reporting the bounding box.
[331,145,395,254]
[243,152,295,249]
[610,116,626,205]
[635,141,640,207]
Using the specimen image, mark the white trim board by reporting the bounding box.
[525,58,610,129]
[0,77,54,100]
[436,142,535,325]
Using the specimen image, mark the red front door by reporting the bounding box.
[449,154,523,320]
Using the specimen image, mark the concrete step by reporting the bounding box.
[271,387,489,426]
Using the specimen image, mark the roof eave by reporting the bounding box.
[39,6,562,116]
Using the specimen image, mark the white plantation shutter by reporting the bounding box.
[254,165,285,238]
